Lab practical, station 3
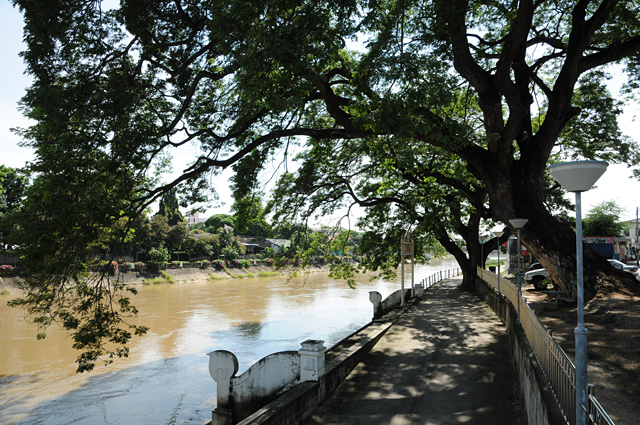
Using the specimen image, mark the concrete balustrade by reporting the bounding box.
[208,340,327,425]
[369,283,424,319]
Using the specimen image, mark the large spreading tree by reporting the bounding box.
[10,0,640,369]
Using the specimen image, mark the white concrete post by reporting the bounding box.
[207,350,239,425]
[298,339,326,382]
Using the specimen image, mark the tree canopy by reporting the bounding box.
[0,165,28,248]
[583,201,625,237]
[204,214,236,233]
[0,165,27,217]
[156,187,184,226]
[10,0,640,370]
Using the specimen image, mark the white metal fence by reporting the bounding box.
[477,268,616,425]
[419,268,462,289]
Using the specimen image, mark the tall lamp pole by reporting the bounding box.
[492,229,503,292]
[548,160,608,425]
[509,219,529,323]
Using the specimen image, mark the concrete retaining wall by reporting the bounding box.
[475,276,565,425]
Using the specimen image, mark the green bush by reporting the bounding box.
[212,259,226,270]
[147,247,170,273]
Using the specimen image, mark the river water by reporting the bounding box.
[0,258,459,425]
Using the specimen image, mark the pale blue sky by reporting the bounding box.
[1,3,639,220]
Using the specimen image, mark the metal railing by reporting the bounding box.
[587,385,616,425]
[477,268,615,425]
[419,268,462,289]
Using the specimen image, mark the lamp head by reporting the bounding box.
[548,161,608,192]
[509,218,529,229]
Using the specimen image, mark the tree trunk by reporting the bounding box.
[435,219,484,292]
[490,165,632,300]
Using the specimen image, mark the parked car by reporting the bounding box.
[607,259,640,279]
[524,267,549,290]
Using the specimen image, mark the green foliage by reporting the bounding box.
[147,247,169,273]
[0,166,28,247]
[0,165,27,217]
[263,246,277,258]
[583,201,625,237]
[232,196,272,237]
[204,215,236,233]
[190,233,221,259]
[157,188,185,226]
[217,225,243,262]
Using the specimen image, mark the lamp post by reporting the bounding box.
[548,160,608,425]
[492,229,503,292]
[480,235,486,269]
[509,218,529,323]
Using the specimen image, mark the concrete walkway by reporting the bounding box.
[303,277,521,425]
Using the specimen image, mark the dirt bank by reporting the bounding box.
[520,280,640,425]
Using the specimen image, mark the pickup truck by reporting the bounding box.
[525,260,640,290]
[524,264,549,290]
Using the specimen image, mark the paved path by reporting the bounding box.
[304,277,521,425]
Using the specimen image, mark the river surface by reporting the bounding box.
[0,258,459,425]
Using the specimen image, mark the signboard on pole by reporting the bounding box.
[402,240,414,256]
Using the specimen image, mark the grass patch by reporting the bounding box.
[223,266,246,278]
[484,259,505,267]
[257,271,279,277]
[160,270,175,283]
[208,273,227,280]
[143,270,175,285]
[0,288,9,296]
[143,277,162,285]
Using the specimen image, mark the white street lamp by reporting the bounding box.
[509,218,529,323]
[492,229,504,292]
[548,160,607,425]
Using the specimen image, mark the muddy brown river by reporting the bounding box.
[0,258,459,425]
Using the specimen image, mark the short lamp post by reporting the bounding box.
[509,218,529,323]
[492,229,504,292]
[548,160,608,425]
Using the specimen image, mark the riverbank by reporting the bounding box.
[123,263,333,285]
[0,264,333,296]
